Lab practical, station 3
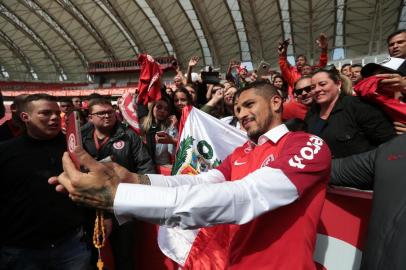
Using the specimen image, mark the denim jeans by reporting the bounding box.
[0,228,91,270]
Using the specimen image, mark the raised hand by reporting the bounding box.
[189,56,200,67]
[211,88,224,103]
[230,60,241,68]
[48,146,145,210]
[376,73,406,95]
[316,33,328,49]
[278,38,290,55]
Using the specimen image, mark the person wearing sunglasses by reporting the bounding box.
[304,67,396,158]
[282,76,313,124]
[82,97,155,270]
[293,77,314,107]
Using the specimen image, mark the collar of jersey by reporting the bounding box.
[249,124,289,147]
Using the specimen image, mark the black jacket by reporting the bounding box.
[0,133,85,247]
[305,95,396,158]
[331,134,406,270]
[82,123,155,174]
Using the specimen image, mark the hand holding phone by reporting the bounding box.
[256,61,271,79]
[278,39,290,55]
[155,131,174,144]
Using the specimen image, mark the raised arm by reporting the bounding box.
[114,134,331,228]
[186,56,199,84]
[315,33,328,68]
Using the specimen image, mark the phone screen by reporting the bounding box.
[66,111,83,169]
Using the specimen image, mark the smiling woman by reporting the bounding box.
[305,68,396,158]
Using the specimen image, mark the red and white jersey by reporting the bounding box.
[114,124,331,269]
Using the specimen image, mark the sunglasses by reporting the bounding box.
[293,86,312,96]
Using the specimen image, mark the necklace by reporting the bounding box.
[93,209,106,270]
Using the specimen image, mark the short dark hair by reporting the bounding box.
[21,93,57,112]
[341,63,351,72]
[313,65,341,84]
[296,54,307,62]
[88,98,112,113]
[88,93,103,101]
[59,97,73,104]
[293,75,312,90]
[351,64,363,69]
[387,29,406,44]
[12,94,29,111]
[235,81,280,101]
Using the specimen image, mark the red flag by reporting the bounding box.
[137,54,163,105]
[354,76,406,124]
[118,93,141,135]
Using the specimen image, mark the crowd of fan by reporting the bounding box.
[0,29,405,270]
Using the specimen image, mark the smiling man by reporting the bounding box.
[52,82,331,269]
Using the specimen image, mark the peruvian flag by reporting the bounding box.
[136,54,163,105]
[158,105,246,267]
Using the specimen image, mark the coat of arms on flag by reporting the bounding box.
[158,105,246,266]
[171,135,222,176]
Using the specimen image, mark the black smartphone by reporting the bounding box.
[201,71,220,84]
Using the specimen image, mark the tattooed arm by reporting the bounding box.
[49,147,151,211]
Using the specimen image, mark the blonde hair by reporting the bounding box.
[339,74,354,96]
[141,99,171,134]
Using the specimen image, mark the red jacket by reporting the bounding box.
[279,51,328,91]
[354,76,406,124]
[282,99,310,121]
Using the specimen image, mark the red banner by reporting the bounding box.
[1,87,137,97]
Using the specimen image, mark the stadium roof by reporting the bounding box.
[0,0,404,82]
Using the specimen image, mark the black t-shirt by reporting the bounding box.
[0,133,85,248]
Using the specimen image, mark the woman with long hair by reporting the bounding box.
[305,67,396,158]
[141,98,178,165]
[172,87,194,121]
[272,74,289,99]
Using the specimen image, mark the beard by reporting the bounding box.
[245,114,273,143]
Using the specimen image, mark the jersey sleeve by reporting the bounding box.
[269,133,331,197]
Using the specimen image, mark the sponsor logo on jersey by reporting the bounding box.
[234,160,247,166]
[289,136,323,169]
[261,154,275,167]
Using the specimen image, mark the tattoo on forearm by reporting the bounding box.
[139,174,151,185]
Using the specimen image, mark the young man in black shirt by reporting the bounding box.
[0,94,90,270]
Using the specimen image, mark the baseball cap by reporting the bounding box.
[361,57,406,78]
